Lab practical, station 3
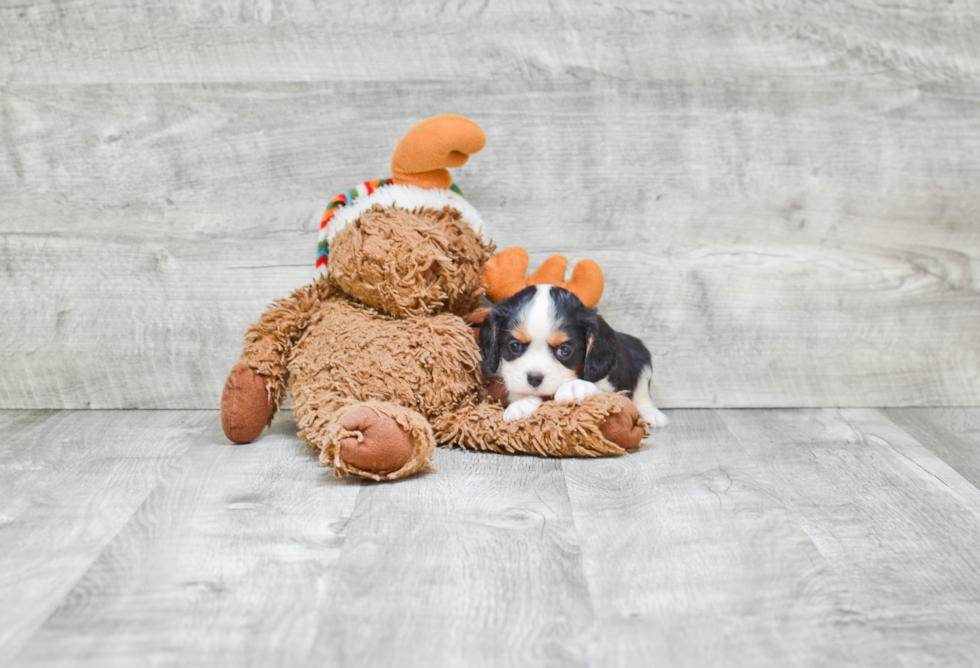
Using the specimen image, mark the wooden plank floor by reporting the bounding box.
[2,408,980,667]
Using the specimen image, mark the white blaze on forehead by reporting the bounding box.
[521,285,555,351]
[500,285,579,398]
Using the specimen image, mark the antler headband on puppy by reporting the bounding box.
[481,247,605,308]
[316,114,487,277]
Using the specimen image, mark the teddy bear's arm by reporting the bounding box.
[221,279,334,443]
[432,393,648,457]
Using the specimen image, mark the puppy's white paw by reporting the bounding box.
[639,404,669,429]
[503,396,543,422]
[554,379,600,403]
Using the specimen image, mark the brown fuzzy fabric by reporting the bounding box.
[288,298,483,421]
[231,205,649,480]
[240,279,336,421]
[431,394,647,458]
[329,204,491,319]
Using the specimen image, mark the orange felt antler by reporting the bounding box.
[481,247,605,308]
[391,114,486,191]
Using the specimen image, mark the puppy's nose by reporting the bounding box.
[527,372,544,388]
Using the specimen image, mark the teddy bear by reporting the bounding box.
[220,114,647,481]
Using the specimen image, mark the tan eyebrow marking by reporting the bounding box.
[547,330,570,347]
[510,326,531,344]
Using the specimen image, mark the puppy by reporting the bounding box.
[479,284,668,428]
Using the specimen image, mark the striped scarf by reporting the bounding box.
[316,179,464,274]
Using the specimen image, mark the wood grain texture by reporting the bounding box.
[2,1,979,85]
[562,409,897,667]
[716,408,980,667]
[9,437,596,668]
[7,412,364,668]
[0,409,208,666]
[884,407,980,489]
[5,408,980,666]
[3,1,980,409]
[310,449,596,668]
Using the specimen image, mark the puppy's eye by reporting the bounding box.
[508,340,524,355]
[555,344,571,360]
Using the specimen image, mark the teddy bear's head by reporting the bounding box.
[328,202,492,318]
[315,115,492,318]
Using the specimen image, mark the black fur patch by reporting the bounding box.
[479,286,537,374]
[604,331,651,399]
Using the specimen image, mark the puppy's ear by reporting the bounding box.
[479,311,501,374]
[583,316,618,382]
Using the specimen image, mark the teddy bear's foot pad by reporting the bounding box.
[338,406,416,474]
[221,362,276,444]
[598,396,646,451]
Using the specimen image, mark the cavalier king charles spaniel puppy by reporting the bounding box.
[480,284,668,428]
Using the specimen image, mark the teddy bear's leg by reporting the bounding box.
[300,400,436,481]
[432,393,647,458]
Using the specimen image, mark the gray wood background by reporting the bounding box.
[2,0,979,409]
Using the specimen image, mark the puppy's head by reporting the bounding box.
[480,284,619,398]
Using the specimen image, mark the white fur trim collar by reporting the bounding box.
[324,183,485,246]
